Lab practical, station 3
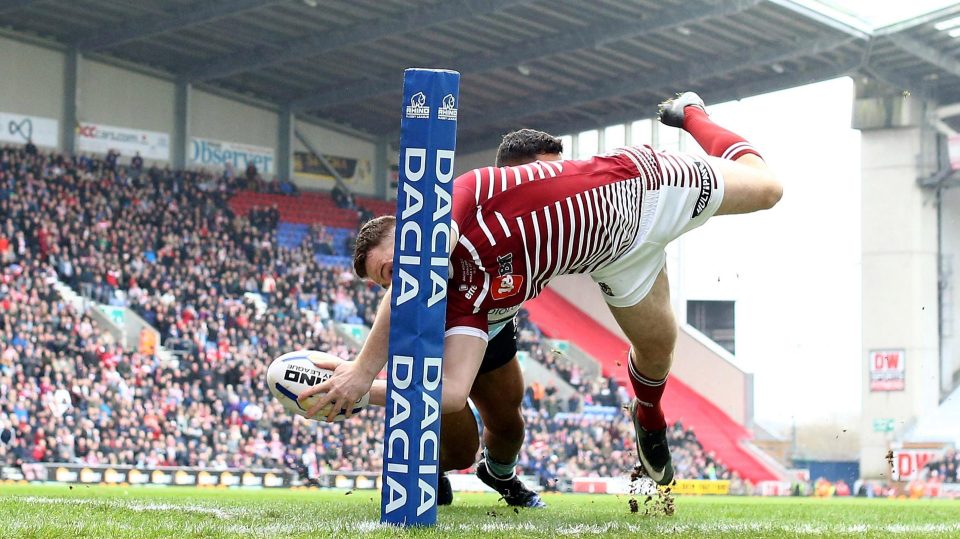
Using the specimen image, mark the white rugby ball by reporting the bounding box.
[266,350,370,422]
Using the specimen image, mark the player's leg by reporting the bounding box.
[605,265,677,485]
[471,360,525,466]
[439,405,480,473]
[439,333,487,414]
[708,155,781,215]
[436,404,481,506]
[660,91,782,215]
[469,320,545,507]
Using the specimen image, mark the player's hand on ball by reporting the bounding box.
[299,356,374,422]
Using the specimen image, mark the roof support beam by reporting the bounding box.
[862,64,931,99]
[886,33,960,79]
[172,80,190,170]
[76,0,278,52]
[277,105,294,182]
[456,53,863,154]
[289,0,760,112]
[185,0,529,82]
[61,48,79,154]
[455,35,858,136]
[294,129,349,193]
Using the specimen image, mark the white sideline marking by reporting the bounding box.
[13,496,234,519]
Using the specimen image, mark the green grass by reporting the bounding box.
[1,483,958,538]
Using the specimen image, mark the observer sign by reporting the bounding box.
[76,122,169,161]
[869,350,905,391]
[191,137,275,174]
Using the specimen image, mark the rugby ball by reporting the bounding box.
[267,350,370,422]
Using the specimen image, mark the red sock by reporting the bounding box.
[682,107,763,162]
[627,355,667,431]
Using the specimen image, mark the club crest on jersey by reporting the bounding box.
[491,274,523,300]
[692,160,713,218]
[438,94,457,121]
[405,91,430,119]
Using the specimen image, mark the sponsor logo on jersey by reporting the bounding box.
[488,305,521,323]
[692,160,712,218]
[491,274,523,300]
[598,281,614,297]
[496,253,514,276]
[437,94,457,121]
[405,91,430,119]
[465,285,478,299]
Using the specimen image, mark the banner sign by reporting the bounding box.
[381,68,459,527]
[892,447,947,481]
[869,349,905,391]
[571,477,730,495]
[76,122,169,161]
[0,112,59,148]
[294,151,373,189]
[11,463,289,487]
[191,137,275,175]
[872,418,896,433]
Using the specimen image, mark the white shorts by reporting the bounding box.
[589,152,724,308]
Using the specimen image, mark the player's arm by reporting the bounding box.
[301,292,392,421]
[303,192,464,421]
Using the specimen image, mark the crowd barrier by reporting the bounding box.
[4,465,958,498]
[1,464,290,488]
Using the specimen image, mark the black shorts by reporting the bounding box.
[478,319,517,375]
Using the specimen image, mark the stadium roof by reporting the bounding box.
[1,0,959,151]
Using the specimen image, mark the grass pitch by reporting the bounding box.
[1,483,958,538]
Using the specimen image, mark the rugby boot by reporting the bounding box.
[476,460,547,508]
[658,91,706,129]
[437,472,453,506]
[629,398,675,486]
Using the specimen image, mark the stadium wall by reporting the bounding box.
[858,123,940,478]
[0,33,377,184]
[191,90,278,151]
[0,35,64,139]
[293,120,377,195]
[453,147,496,176]
[80,60,174,135]
[939,186,960,395]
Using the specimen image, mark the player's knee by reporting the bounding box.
[756,169,783,210]
[442,437,478,471]
[441,387,470,415]
[486,409,525,441]
[631,330,676,373]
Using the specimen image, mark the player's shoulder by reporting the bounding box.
[453,166,491,185]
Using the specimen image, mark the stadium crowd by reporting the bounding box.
[0,144,731,488]
[924,449,959,484]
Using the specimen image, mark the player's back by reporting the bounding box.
[446,147,659,332]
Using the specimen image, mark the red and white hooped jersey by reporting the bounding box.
[445,144,715,340]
